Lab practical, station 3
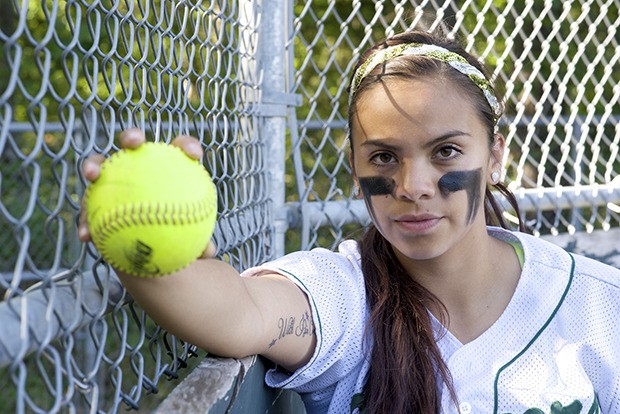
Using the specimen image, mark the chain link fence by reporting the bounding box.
[0,0,619,412]
[1,0,267,412]
[286,0,620,250]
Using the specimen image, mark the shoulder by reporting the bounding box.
[242,240,361,280]
[569,253,620,292]
[241,240,365,300]
[542,228,620,289]
[489,226,620,290]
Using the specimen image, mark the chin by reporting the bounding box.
[391,241,444,262]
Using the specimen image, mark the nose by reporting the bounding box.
[394,160,436,201]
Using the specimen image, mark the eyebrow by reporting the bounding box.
[423,130,472,148]
[360,130,471,150]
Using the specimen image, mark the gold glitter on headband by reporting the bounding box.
[350,43,502,123]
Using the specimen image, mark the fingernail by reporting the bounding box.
[78,226,89,241]
[187,142,203,159]
[83,161,95,175]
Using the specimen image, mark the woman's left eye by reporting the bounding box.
[436,145,461,159]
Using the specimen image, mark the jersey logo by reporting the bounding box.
[513,394,600,414]
[350,393,366,413]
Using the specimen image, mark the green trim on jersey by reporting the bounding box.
[508,240,525,268]
[492,253,576,413]
[274,267,323,387]
[515,394,599,413]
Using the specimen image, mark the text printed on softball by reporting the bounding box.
[126,240,161,275]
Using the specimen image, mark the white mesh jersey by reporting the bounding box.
[241,227,620,414]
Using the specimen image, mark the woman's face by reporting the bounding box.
[350,77,503,263]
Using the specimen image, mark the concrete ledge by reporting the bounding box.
[156,355,305,413]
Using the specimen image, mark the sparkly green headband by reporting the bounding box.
[350,43,502,123]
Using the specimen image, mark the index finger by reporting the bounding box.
[171,135,203,160]
[118,128,147,149]
[82,154,106,182]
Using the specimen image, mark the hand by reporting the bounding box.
[78,128,216,256]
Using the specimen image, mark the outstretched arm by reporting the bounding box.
[79,129,315,372]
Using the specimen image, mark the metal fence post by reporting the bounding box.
[257,0,298,259]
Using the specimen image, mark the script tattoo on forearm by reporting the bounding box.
[269,311,315,348]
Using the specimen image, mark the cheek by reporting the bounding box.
[358,176,396,232]
[358,176,396,197]
[438,169,483,224]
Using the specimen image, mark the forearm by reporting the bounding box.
[115,258,316,370]
[116,258,257,356]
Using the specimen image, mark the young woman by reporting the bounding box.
[79,30,620,414]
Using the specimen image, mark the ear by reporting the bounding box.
[488,133,506,184]
[349,149,358,182]
[349,150,360,195]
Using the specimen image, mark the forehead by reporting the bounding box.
[351,77,483,146]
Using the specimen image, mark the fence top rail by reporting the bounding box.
[285,183,620,230]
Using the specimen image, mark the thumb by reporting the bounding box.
[200,240,218,259]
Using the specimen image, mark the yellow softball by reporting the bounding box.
[85,142,217,277]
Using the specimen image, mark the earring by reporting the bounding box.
[352,185,360,197]
[491,171,500,183]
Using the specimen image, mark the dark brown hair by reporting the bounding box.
[349,30,525,413]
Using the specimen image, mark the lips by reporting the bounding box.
[393,214,442,232]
